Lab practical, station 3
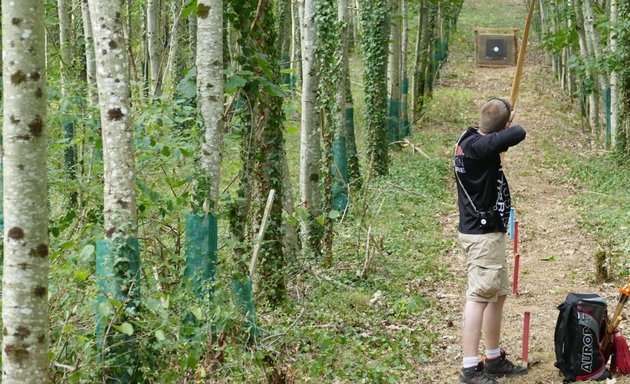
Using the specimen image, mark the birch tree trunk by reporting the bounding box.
[58,0,77,203]
[291,0,302,88]
[412,2,428,122]
[81,0,98,105]
[333,0,351,210]
[610,0,619,147]
[338,0,361,187]
[197,0,223,210]
[400,0,409,137]
[575,0,600,134]
[88,0,139,379]
[2,1,50,382]
[147,0,162,96]
[299,0,323,257]
[387,0,402,142]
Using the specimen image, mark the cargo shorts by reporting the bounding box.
[458,232,510,302]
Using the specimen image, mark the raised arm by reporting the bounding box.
[468,125,526,158]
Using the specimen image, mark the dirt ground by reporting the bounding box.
[416,34,630,384]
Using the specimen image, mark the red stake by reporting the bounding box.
[513,221,520,296]
[522,311,531,367]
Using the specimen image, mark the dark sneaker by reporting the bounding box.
[459,362,503,384]
[484,350,528,378]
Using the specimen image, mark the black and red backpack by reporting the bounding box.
[554,293,612,382]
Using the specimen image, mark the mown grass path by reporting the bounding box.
[413,0,630,383]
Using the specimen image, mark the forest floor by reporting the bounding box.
[414,0,630,383]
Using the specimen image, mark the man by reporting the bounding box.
[454,98,527,384]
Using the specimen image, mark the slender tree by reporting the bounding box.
[299,0,323,257]
[147,0,162,96]
[88,0,140,379]
[81,0,98,106]
[183,0,224,305]
[2,1,49,383]
[610,0,619,148]
[335,0,354,197]
[58,0,78,203]
[387,0,402,142]
[338,0,362,187]
[359,0,390,176]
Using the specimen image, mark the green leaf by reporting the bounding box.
[328,210,340,219]
[225,75,247,94]
[80,244,95,261]
[155,330,166,341]
[114,322,134,336]
[74,270,90,282]
[98,302,112,317]
[181,0,197,18]
[191,306,203,321]
[161,146,171,157]
[541,256,556,262]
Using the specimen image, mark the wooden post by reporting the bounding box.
[522,311,531,367]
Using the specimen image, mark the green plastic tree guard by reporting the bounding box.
[231,276,261,342]
[401,77,410,137]
[332,136,349,212]
[388,98,401,142]
[184,214,218,299]
[95,237,141,382]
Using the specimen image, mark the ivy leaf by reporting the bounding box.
[182,0,197,18]
[114,322,134,336]
[225,75,247,94]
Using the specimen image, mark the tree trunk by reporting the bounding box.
[574,0,600,134]
[58,0,78,204]
[278,0,292,86]
[291,0,302,88]
[164,0,184,95]
[147,0,162,96]
[359,0,390,176]
[334,0,351,209]
[400,0,410,137]
[2,2,50,383]
[197,0,223,210]
[412,2,428,121]
[299,0,323,257]
[338,0,361,188]
[387,0,402,142]
[88,0,140,379]
[81,0,98,105]
[610,0,619,148]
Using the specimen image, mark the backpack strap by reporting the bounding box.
[554,302,572,377]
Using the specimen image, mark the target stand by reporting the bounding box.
[474,28,518,67]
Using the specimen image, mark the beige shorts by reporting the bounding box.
[458,232,510,302]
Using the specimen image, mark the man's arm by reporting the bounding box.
[469,125,526,158]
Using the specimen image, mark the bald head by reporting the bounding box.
[479,98,511,134]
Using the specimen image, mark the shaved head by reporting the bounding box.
[479,98,511,134]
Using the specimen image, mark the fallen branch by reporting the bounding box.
[249,189,276,279]
[359,225,372,279]
[390,138,430,159]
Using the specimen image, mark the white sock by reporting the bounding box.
[463,356,480,369]
[486,347,501,360]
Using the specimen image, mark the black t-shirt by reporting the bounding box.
[454,125,526,234]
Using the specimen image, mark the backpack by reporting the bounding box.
[554,293,612,382]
